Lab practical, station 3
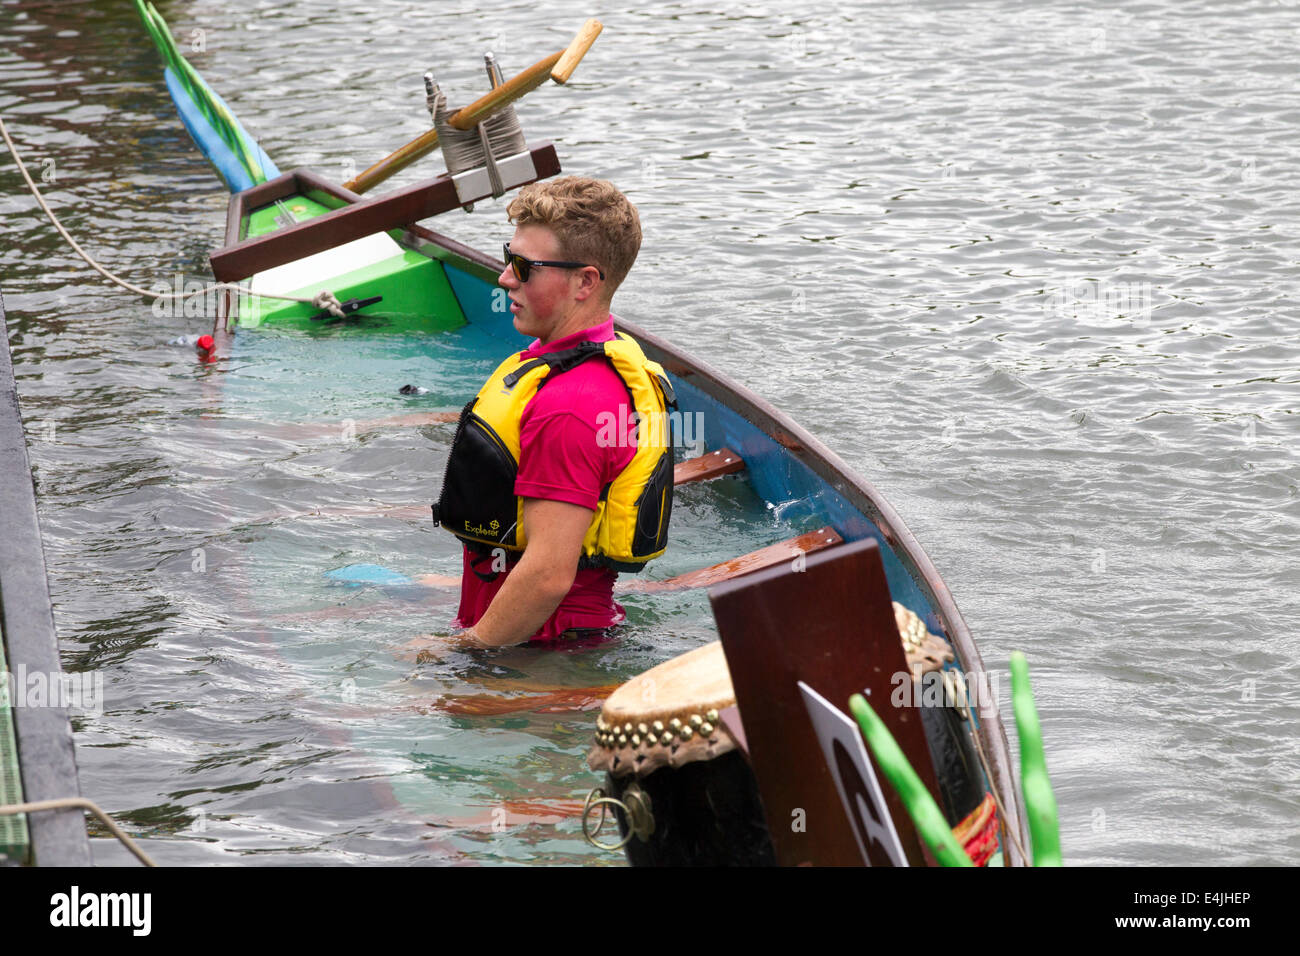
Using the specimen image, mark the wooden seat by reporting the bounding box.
[674,447,745,486]
[622,527,843,593]
[432,684,620,717]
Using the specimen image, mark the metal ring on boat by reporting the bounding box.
[582,787,610,838]
[581,784,655,851]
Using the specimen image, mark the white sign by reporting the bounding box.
[798,681,908,867]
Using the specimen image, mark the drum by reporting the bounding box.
[584,608,998,866]
[584,641,776,866]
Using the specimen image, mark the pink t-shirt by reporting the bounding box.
[455,316,637,642]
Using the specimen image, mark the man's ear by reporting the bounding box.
[572,266,602,302]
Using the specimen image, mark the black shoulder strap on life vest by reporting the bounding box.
[655,371,677,408]
[501,342,608,390]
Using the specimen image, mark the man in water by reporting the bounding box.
[431,177,674,647]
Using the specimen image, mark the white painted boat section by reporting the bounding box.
[248,232,404,296]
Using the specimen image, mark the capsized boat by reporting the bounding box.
[135,1,1030,865]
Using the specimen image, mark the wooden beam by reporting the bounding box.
[210,143,560,283]
[432,684,620,717]
[345,17,602,194]
[621,527,842,593]
[673,447,744,485]
[339,56,560,196]
[343,131,441,195]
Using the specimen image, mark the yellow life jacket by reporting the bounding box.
[432,332,677,572]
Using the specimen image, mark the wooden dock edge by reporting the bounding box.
[0,287,92,866]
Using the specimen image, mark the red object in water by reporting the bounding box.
[196,334,215,352]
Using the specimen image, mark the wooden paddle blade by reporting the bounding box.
[622,527,842,593]
[551,19,603,84]
[673,447,744,485]
[709,537,943,867]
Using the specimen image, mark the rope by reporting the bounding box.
[0,797,157,867]
[965,712,1031,865]
[0,111,345,319]
[430,87,526,186]
[476,122,506,197]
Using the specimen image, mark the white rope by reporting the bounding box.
[0,110,342,317]
[311,290,346,318]
[431,87,526,185]
[0,797,157,867]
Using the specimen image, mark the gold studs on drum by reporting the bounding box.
[594,710,726,748]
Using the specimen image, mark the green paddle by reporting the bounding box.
[1009,651,1062,866]
[851,652,1063,867]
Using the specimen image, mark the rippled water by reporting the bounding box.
[2,0,1297,865]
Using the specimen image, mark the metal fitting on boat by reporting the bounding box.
[582,783,654,851]
[944,669,971,720]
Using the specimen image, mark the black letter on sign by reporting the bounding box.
[832,738,899,867]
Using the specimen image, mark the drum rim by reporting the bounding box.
[589,641,739,778]
[598,641,736,726]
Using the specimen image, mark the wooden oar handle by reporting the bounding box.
[448,17,602,127]
[346,19,602,193]
[552,18,603,84]
[448,51,562,130]
[344,128,439,193]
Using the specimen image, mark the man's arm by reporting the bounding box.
[467,497,592,646]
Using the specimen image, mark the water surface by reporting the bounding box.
[2,0,1297,865]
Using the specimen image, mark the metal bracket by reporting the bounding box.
[307,294,384,322]
[450,149,538,205]
[581,783,655,851]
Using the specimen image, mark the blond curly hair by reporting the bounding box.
[506,176,642,295]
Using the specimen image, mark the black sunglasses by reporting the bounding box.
[503,243,605,283]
